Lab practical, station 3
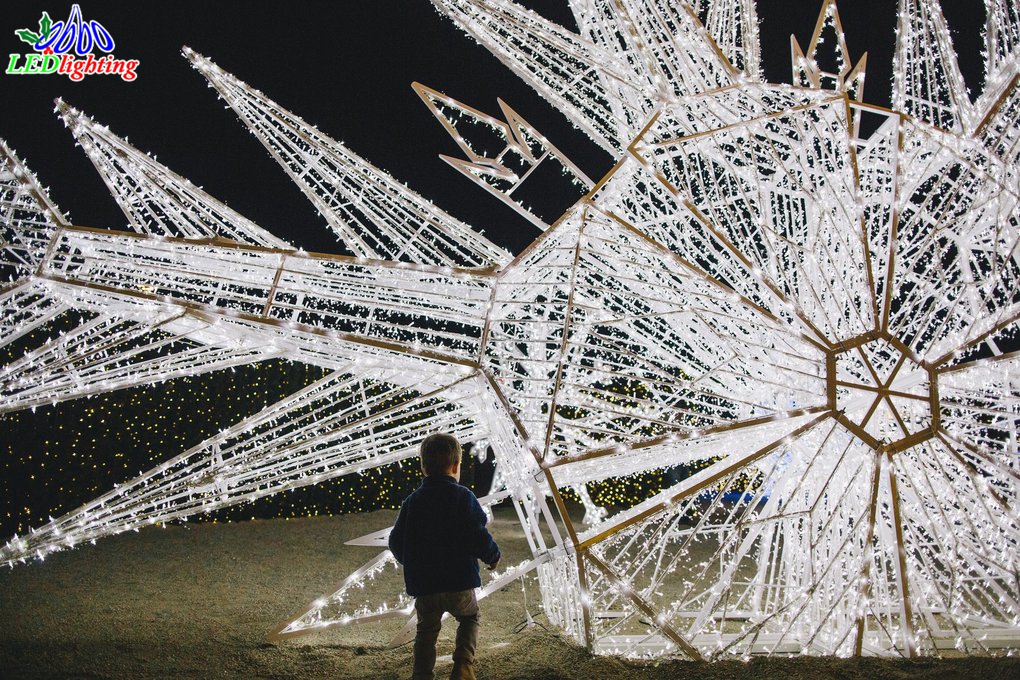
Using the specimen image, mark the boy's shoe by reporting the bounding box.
[449,659,477,680]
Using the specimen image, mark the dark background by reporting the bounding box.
[0,1,988,536]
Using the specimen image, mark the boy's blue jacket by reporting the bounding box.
[388,475,501,597]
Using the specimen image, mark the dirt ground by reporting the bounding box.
[1,508,1018,680]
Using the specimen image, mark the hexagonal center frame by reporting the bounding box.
[826,330,939,452]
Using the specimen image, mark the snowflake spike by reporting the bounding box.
[55,100,292,248]
[414,81,592,230]
[448,0,741,158]
[32,224,497,368]
[790,0,867,101]
[2,368,491,565]
[183,48,509,268]
[893,0,975,132]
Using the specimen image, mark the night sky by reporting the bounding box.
[0,1,990,535]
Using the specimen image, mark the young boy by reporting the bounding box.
[388,433,501,680]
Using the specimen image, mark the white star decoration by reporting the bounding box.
[1,0,1019,659]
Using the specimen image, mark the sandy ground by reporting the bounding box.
[1,508,1018,680]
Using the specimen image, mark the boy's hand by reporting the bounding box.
[486,559,500,571]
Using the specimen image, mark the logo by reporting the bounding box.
[7,5,139,82]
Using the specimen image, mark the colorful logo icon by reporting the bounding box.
[8,5,139,81]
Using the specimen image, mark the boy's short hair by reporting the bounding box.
[420,433,461,476]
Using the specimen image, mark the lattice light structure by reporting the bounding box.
[2,0,1019,660]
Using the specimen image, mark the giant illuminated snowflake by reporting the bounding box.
[2,0,1019,659]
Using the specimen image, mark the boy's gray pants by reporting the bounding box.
[412,589,479,680]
